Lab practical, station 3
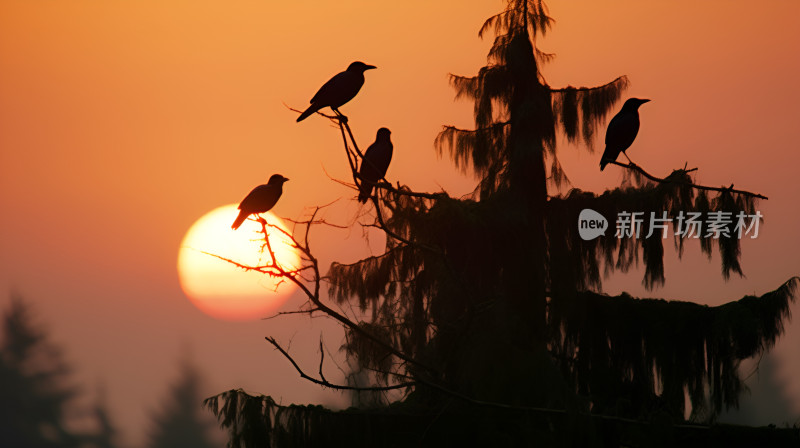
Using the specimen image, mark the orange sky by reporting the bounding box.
[2,0,800,445]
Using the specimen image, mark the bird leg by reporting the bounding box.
[332,108,348,124]
[622,150,633,164]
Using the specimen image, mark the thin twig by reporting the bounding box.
[375,181,446,201]
[609,160,768,200]
[340,119,365,159]
[261,308,320,321]
[272,208,442,373]
[265,336,415,392]
[284,103,339,121]
[267,329,710,429]
[317,337,327,382]
[550,76,629,93]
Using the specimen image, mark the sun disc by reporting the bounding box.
[177,204,301,321]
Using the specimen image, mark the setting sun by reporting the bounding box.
[177,204,301,321]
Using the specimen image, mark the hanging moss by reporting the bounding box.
[551,278,798,419]
[326,0,782,424]
[547,172,759,292]
[205,388,800,448]
[551,77,630,148]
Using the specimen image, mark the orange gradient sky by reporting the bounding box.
[2,1,800,445]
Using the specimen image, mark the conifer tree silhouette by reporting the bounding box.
[207,1,798,445]
[149,358,219,448]
[86,386,120,448]
[0,297,90,447]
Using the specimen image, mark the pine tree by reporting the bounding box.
[0,296,83,447]
[148,358,220,448]
[0,296,129,448]
[86,386,119,448]
[207,1,798,445]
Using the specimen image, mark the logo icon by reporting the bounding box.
[578,209,608,240]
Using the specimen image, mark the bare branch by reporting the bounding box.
[317,337,327,382]
[339,118,365,159]
[375,181,447,201]
[261,308,320,321]
[265,336,415,392]
[550,76,629,93]
[609,159,768,200]
[284,103,339,121]
[216,207,443,374]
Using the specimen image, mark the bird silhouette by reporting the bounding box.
[296,61,377,122]
[358,128,393,203]
[231,174,289,230]
[600,98,650,171]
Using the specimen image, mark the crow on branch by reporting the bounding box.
[600,98,650,171]
[231,174,289,230]
[358,128,393,203]
[296,61,376,122]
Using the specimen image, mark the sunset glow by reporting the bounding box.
[3,0,800,444]
[177,205,300,321]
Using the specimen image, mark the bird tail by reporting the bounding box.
[358,181,372,203]
[296,103,321,122]
[231,211,247,230]
[600,153,613,171]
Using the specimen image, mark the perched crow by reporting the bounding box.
[600,98,650,171]
[296,61,377,122]
[358,128,393,203]
[231,174,289,230]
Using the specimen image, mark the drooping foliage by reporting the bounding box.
[435,0,627,196]
[546,171,759,294]
[207,388,598,447]
[553,279,798,420]
[327,0,784,415]
[209,0,797,445]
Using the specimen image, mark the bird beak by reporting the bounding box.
[284,178,290,182]
[640,99,651,104]
[364,65,377,70]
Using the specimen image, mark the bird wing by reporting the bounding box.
[310,71,346,104]
[238,184,280,214]
[358,140,392,202]
[375,142,393,174]
[309,71,362,108]
[359,140,393,183]
[604,111,640,152]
